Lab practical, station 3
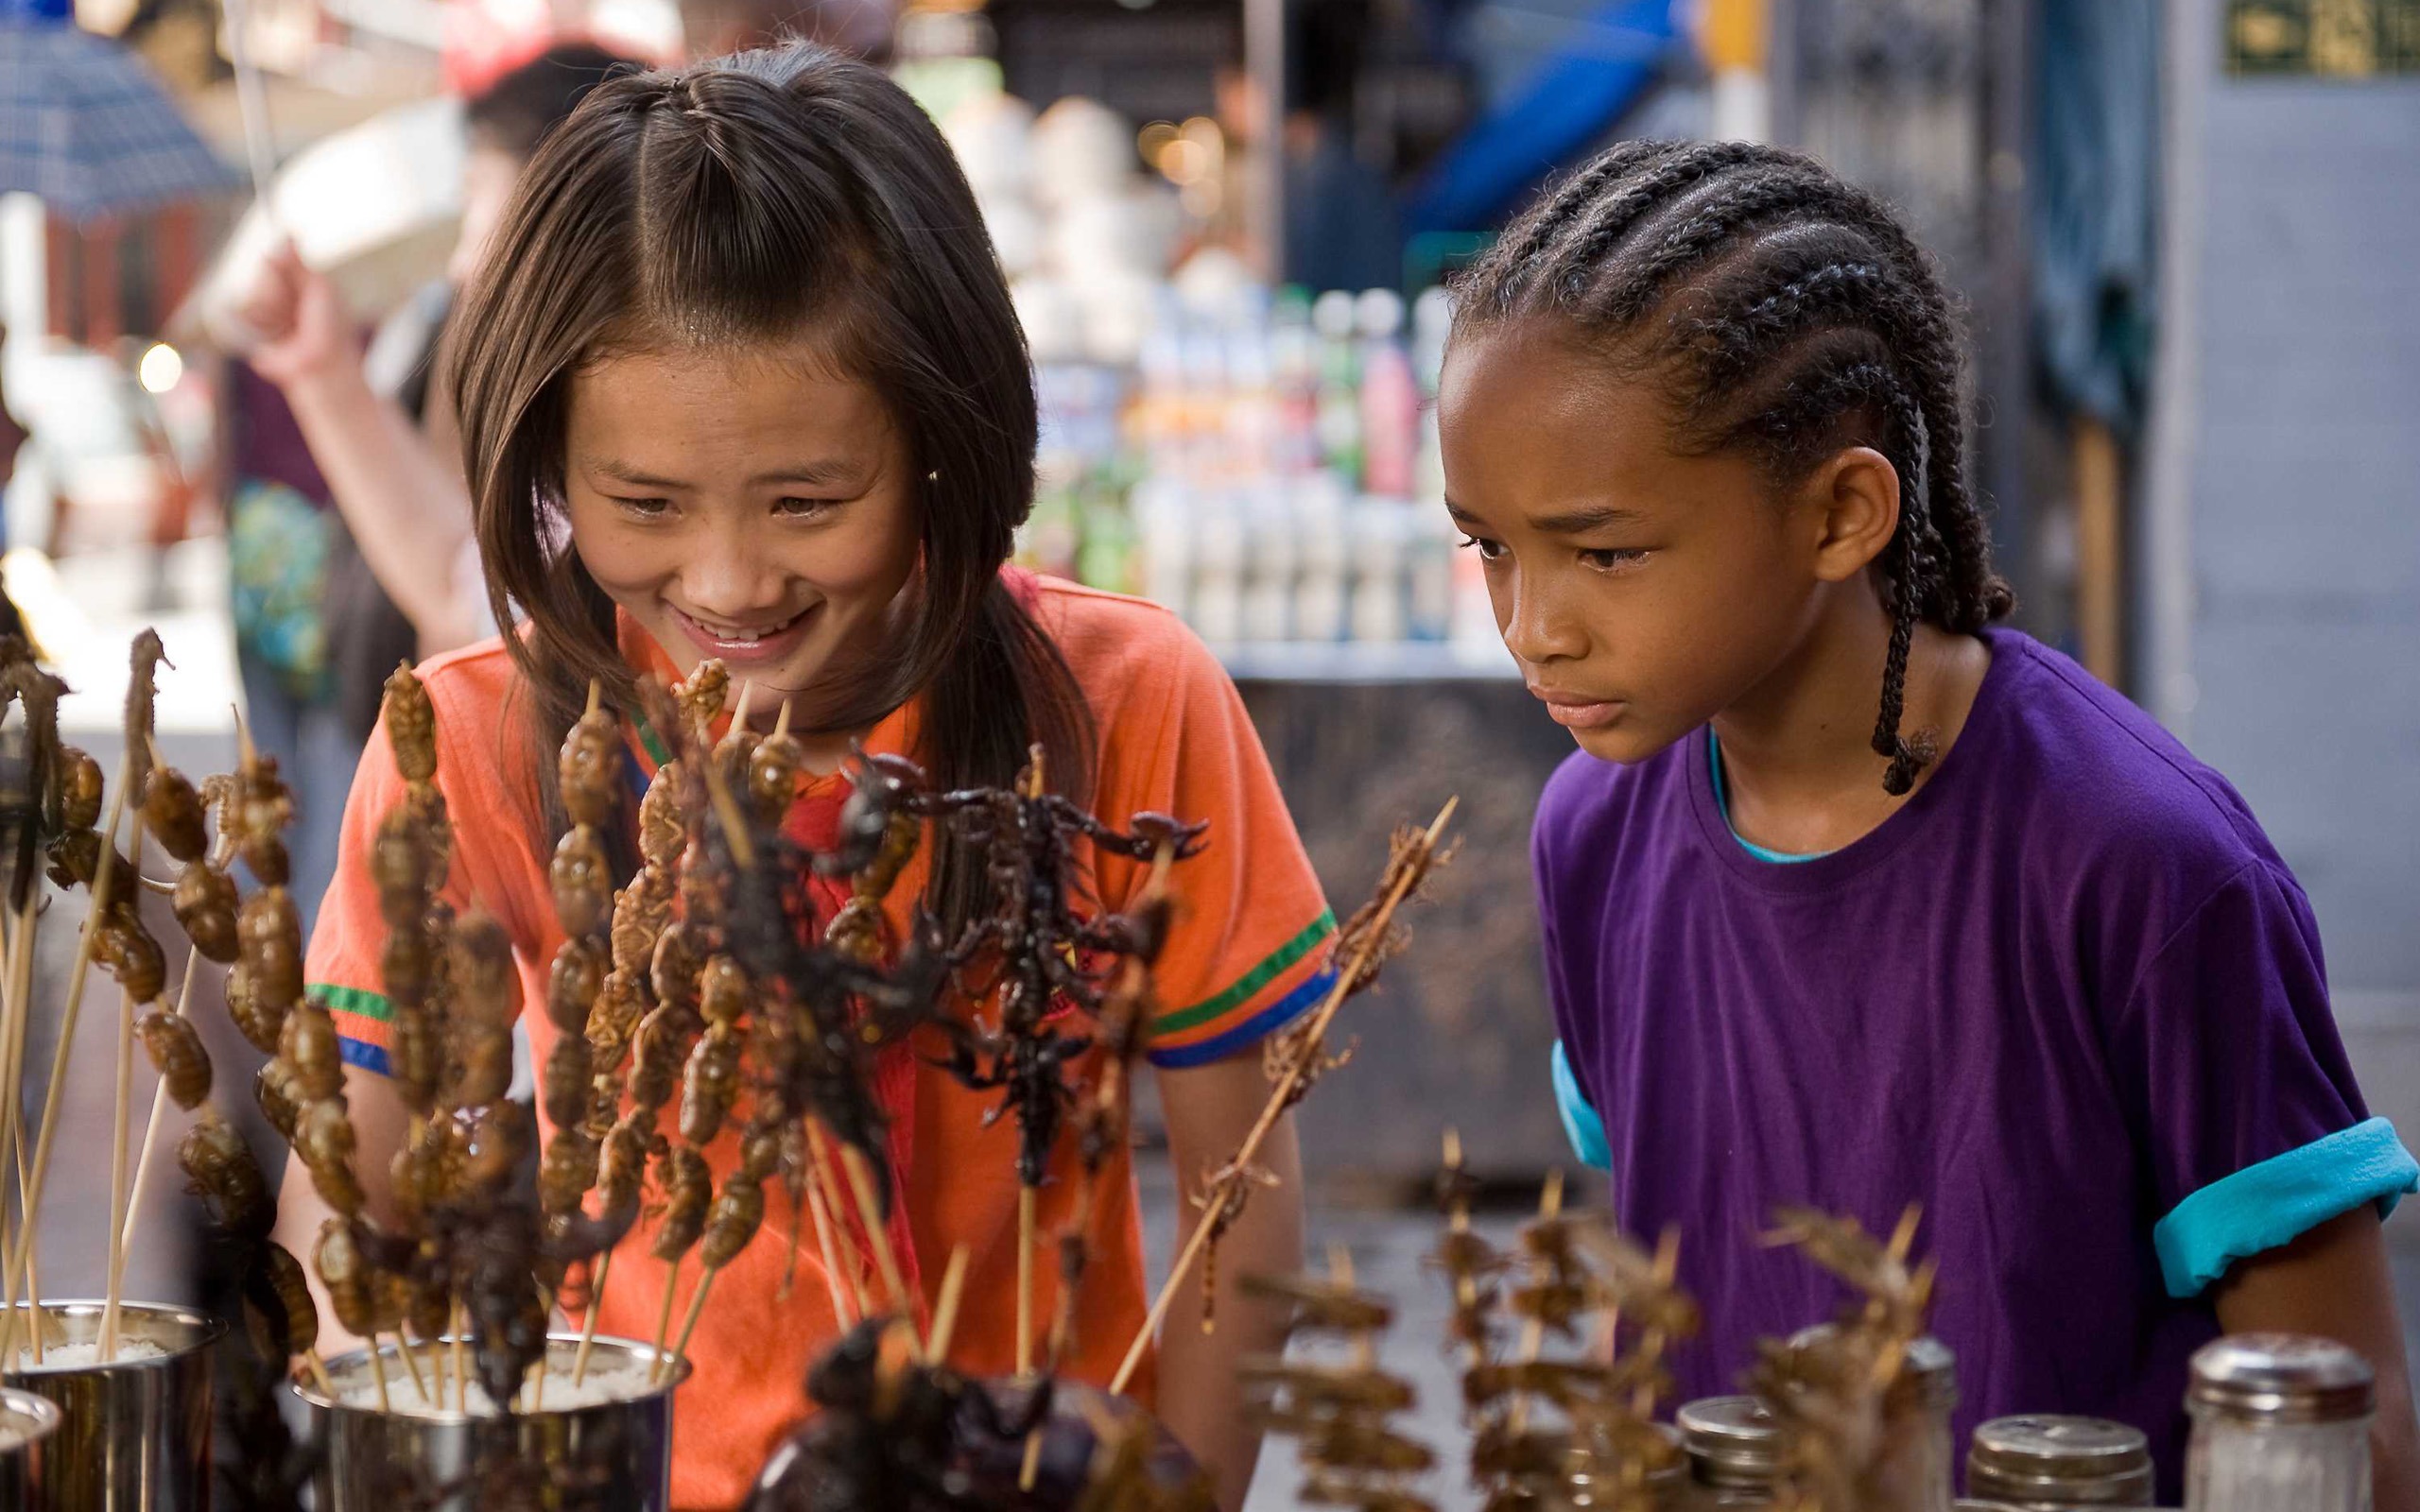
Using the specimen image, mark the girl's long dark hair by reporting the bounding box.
[444,43,1093,936]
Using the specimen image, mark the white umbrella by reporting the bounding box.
[179,94,464,345]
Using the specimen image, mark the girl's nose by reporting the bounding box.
[1499,567,1589,665]
[681,518,788,623]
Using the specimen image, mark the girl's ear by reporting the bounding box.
[1802,444,1902,584]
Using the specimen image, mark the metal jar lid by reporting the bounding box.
[2188,1333,2376,1425]
[1786,1325,1961,1414]
[1967,1415,2154,1505]
[1678,1395,1782,1488]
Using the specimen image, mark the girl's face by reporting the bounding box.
[1438,320,1842,765]
[562,340,922,722]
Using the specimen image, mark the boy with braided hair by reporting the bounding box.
[1440,138,2418,1503]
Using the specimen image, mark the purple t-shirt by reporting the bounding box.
[1536,627,2412,1497]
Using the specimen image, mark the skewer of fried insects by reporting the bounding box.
[0,633,161,1368]
[1110,796,1459,1395]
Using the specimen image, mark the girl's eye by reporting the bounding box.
[1580,548,1649,573]
[1457,534,1507,563]
[773,497,838,520]
[611,496,672,520]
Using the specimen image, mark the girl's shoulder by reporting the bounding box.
[1017,574,1226,720]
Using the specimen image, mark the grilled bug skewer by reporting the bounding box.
[1113,799,1458,1395]
[1243,1250,1436,1512]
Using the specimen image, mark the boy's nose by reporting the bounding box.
[1499,570,1589,664]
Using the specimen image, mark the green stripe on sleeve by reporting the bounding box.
[309,983,397,1024]
[1150,909,1337,1039]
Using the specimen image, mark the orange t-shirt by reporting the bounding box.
[302,576,1336,1509]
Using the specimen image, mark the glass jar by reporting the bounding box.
[1680,1395,1783,1503]
[1786,1327,1959,1512]
[1966,1415,2154,1507]
[2186,1333,2373,1512]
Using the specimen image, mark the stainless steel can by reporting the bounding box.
[1967,1415,2154,1507]
[1784,1326,1958,1512]
[1680,1395,1783,1495]
[2185,1333,2373,1512]
[2,1300,223,1512]
[294,1332,690,1512]
[0,1385,63,1506]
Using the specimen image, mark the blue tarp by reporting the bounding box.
[1405,0,1680,233]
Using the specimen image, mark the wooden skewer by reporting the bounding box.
[770,698,791,738]
[303,1349,336,1399]
[98,986,139,1359]
[98,792,158,1362]
[0,897,40,1363]
[1015,1184,1037,1378]
[369,1333,393,1413]
[0,749,138,1366]
[1506,1172,1563,1436]
[925,1245,970,1366]
[804,1121,876,1321]
[572,1248,614,1386]
[585,678,602,720]
[1109,797,1458,1395]
[450,1301,468,1409]
[729,680,753,731]
[394,1329,430,1404]
[662,1265,716,1384]
[838,1143,914,1343]
[650,1256,684,1381]
[802,1166,855,1325]
[109,943,205,1306]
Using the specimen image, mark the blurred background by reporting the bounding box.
[0,0,2414,1503]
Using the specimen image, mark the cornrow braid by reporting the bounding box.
[1453,138,2013,795]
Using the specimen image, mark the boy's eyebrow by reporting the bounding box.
[1529,503,1649,534]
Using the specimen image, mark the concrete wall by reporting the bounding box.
[2147,2,2420,1161]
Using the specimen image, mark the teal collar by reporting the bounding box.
[1706,730,1832,865]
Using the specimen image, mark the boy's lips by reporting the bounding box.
[667,602,817,666]
[1530,684,1625,730]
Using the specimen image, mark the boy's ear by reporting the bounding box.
[1801,444,1902,583]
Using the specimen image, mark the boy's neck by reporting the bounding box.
[1710,591,1991,856]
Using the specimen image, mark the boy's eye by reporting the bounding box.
[1580,547,1649,572]
[1457,534,1507,563]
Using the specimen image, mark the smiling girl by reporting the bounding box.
[1439,139,2420,1501]
[274,47,1331,1510]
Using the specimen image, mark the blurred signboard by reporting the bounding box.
[2228,0,2420,74]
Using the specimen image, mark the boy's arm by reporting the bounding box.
[2215,1206,2420,1512]
[1154,1053,1305,1512]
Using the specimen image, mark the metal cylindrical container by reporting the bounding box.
[1967,1415,2154,1507]
[2,1301,222,1512]
[295,1333,689,1512]
[2185,1333,2373,1512]
[1783,1326,1957,1512]
[0,1386,64,1506]
[1681,1395,1783,1498]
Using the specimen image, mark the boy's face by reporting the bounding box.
[1437,319,1833,765]
[562,338,922,726]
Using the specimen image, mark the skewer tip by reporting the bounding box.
[730,680,754,730]
[232,703,256,768]
[1423,794,1461,844]
[770,697,791,739]
[585,678,603,719]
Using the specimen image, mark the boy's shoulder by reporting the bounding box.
[1980,628,2286,883]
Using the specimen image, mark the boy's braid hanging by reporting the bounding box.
[1452,139,2013,795]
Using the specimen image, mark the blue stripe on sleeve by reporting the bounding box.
[2153,1116,2420,1299]
[338,1036,393,1077]
[1551,1040,1612,1172]
[1146,968,1337,1070]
